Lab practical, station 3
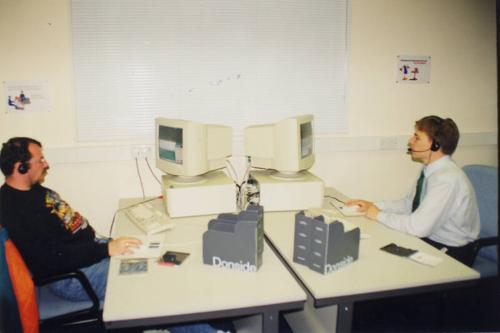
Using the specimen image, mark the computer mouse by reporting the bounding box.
[339,204,364,216]
[341,204,360,213]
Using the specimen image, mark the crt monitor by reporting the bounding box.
[155,118,232,182]
[244,114,315,177]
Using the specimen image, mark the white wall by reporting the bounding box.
[0,0,497,234]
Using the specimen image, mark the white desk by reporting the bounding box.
[103,198,306,332]
[264,188,480,332]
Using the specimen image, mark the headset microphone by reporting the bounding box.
[407,147,431,153]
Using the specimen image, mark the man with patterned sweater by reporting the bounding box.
[0,137,141,301]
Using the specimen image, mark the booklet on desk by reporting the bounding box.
[408,252,443,267]
[120,259,148,274]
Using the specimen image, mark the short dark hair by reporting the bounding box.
[415,116,459,155]
[0,137,42,176]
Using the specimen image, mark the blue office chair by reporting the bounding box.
[463,165,498,278]
[0,226,102,332]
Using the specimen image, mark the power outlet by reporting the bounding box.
[131,146,152,159]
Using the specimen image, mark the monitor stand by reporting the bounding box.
[162,170,237,218]
[248,170,324,212]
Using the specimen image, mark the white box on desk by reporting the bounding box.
[249,170,324,212]
[162,170,237,218]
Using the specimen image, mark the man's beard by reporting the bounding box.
[38,170,48,184]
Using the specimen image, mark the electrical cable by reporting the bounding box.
[224,159,239,185]
[145,157,162,185]
[324,195,345,204]
[224,158,245,209]
[240,163,251,187]
[237,162,252,209]
[108,196,163,237]
[135,157,145,200]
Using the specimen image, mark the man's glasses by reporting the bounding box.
[29,157,48,165]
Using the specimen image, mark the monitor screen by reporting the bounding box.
[155,118,232,180]
[158,126,183,164]
[300,122,313,159]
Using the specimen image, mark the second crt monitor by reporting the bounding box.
[245,114,315,175]
[244,115,324,211]
[156,118,236,217]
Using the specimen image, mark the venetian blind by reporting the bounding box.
[71,0,349,141]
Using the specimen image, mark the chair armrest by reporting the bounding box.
[34,270,100,312]
[477,236,499,249]
[471,236,498,264]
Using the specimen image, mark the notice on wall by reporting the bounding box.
[396,55,431,84]
[4,81,51,113]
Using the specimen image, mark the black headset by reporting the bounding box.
[430,139,441,152]
[18,160,30,174]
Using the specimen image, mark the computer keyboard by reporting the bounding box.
[124,202,174,235]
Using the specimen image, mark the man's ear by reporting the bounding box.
[12,161,21,175]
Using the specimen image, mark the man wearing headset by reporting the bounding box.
[0,137,142,302]
[0,137,232,333]
[348,115,480,266]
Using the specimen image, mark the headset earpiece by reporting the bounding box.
[18,161,29,174]
[430,140,440,152]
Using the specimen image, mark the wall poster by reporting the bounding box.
[396,55,431,84]
[4,80,51,113]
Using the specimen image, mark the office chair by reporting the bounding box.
[0,226,102,333]
[463,165,498,278]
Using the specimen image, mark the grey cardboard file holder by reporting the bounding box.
[203,204,264,272]
[293,211,360,274]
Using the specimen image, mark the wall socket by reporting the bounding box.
[131,145,152,159]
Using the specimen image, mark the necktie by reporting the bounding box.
[412,171,425,212]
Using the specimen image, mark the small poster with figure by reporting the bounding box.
[4,80,51,113]
[396,55,431,84]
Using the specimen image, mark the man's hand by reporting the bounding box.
[346,199,380,220]
[108,237,142,256]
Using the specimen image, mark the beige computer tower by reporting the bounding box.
[248,170,324,212]
[162,170,237,218]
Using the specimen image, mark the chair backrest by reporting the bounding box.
[0,227,39,333]
[1,227,23,333]
[463,165,498,263]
